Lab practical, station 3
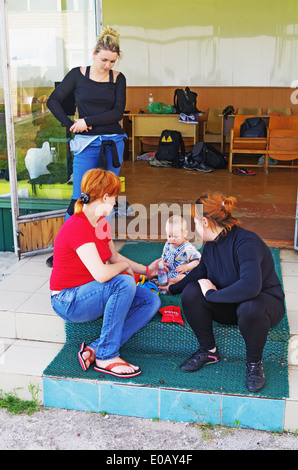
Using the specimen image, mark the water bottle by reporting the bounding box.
[148,93,154,106]
[50,147,57,162]
[158,260,167,286]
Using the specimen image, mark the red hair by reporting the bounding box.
[74,169,122,214]
[195,192,240,235]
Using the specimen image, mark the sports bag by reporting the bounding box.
[191,142,227,169]
[155,130,186,168]
[240,117,267,138]
[222,105,235,119]
[173,87,198,115]
[147,101,173,114]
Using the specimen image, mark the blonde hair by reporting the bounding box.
[195,192,240,236]
[165,215,187,234]
[74,168,122,214]
[94,26,122,59]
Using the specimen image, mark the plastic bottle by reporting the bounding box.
[158,260,167,286]
[50,147,57,162]
[148,93,154,106]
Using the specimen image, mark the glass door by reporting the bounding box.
[0,0,98,254]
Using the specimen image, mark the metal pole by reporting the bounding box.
[0,0,20,258]
[95,0,102,36]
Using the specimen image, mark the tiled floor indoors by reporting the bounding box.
[0,244,298,431]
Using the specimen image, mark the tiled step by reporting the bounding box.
[44,341,289,397]
[0,253,65,343]
[43,375,287,432]
[0,338,63,401]
[1,337,297,432]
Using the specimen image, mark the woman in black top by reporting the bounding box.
[46,27,126,266]
[168,192,285,392]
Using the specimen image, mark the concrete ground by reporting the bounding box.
[1,406,298,451]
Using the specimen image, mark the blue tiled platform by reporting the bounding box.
[43,377,286,432]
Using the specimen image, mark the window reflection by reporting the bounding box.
[0,1,96,203]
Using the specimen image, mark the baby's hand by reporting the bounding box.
[176,264,188,273]
[158,284,169,294]
[158,277,176,293]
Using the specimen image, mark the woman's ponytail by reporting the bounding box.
[196,192,240,235]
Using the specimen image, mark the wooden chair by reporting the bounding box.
[238,107,262,115]
[267,115,298,170]
[203,108,222,144]
[228,114,268,173]
[267,107,291,116]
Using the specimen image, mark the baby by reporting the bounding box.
[161,215,201,286]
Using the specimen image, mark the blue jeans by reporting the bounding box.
[51,274,161,360]
[64,134,126,221]
[72,135,126,200]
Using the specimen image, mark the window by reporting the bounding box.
[0,0,97,204]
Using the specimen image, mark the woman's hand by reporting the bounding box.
[147,258,169,278]
[198,279,217,297]
[70,118,92,133]
[76,242,130,283]
[123,264,135,278]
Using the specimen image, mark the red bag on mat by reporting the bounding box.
[159,306,184,325]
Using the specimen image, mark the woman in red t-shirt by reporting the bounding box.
[50,168,161,378]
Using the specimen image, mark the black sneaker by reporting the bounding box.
[180,347,219,372]
[246,360,265,392]
[46,255,53,268]
[183,160,214,173]
[195,162,214,172]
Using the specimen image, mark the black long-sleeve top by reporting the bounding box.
[169,226,285,304]
[47,67,126,135]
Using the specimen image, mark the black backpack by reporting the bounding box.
[240,117,267,138]
[222,105,235,119]
[191,142,227,169]
[173,87,198,115]
[155,130,186,168]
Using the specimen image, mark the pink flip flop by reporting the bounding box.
[94,360,142,378]
[233,167,256,176]
[78,342,95,371]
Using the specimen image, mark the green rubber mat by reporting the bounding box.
[43,342,288,399]
[44,242,289,399]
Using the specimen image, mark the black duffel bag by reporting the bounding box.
[191,142,227,169]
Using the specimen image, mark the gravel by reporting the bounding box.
[1,407,298,451]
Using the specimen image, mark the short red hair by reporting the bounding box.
[74,169,122,214]
[195,192,240,235]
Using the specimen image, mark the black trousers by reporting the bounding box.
[181,281,285,363]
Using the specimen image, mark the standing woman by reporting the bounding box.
[168,192,285,392]
[46,27,126,266]
[50,168,161,378]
